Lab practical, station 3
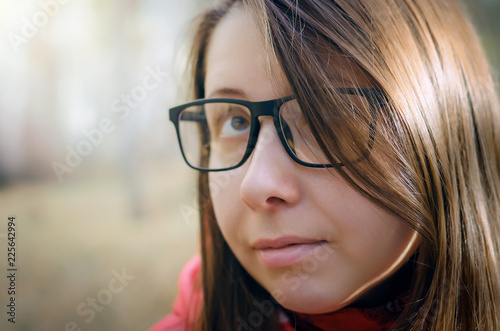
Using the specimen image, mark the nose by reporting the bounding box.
[240,118,302,211]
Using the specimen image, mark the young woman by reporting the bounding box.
[151,0,500,330]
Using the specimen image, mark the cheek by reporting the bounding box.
[314,176,415,263]
[336,209,418,302]
[308,177,419,299]
[350,218,416,272]
[208,171,244,239]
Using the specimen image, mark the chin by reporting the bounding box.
[278,299,346,315]
[271,285,350,314]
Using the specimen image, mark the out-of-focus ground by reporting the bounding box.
[0,157,199,331]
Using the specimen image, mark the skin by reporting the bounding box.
[206,7,420,314]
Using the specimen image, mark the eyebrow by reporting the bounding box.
[207,87,248,99]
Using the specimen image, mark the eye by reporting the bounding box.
[219,115,250,137]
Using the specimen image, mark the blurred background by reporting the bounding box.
[0,0,498,330]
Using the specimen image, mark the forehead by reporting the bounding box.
[204,7,289,100]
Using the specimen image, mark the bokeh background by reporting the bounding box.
[0,0,498,330]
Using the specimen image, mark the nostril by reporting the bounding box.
[266,197,285,204]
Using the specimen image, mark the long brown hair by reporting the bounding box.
[181,0,500,329]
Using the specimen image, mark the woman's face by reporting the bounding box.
[206,7,419,314]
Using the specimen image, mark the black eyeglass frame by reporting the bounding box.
[169,88,386,172]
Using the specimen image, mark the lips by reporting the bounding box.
[252,236,324,249]
[252,236,329,267]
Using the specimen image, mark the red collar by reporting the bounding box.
[283,291,410,331]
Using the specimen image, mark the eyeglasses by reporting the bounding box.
[169,88,386,172]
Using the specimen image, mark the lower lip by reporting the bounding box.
[256,241,329,267]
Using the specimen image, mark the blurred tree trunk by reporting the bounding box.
[460,0,500,78]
